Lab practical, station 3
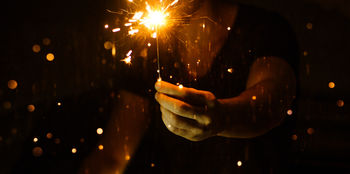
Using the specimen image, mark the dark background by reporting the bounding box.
[1,0,350,173]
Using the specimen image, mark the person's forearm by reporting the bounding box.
[217,79,295,138]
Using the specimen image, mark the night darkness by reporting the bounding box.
[1,0,350,174]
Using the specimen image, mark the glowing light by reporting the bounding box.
[72,148,77,154]
[125,23,132,26]
[104,41,113,50]
[147,42,151,47]
[32,147,43,157]
[151,163,155,167]
[140,7,168,29]
[54,138,61,144]
[126,50,133,56]
[112,28,121,32]
[178,84,183,89]
[43,38,51,46]
[307,128,315,135]
[112,45,116,56]
[306,22,313,30]
[8,80,18,90]
[125,155,130,160]
[202,24,205,28]
[251,96,256,100]
[104,24,109,29]
[46,53,55,61]
[227,68,233,73]
[328,82,335,89]
[157,78,162,82]
[33,137,39,143]
[237,161,242,167]
[227,27,231,30]
[80,138,85,143]
[32,44,41,53]
[27,104,35,112]
[121,50,133,64]
[287,109,293,116]
[46,132,53,139]
[96,128,104,135]
[151,32,157,38]
[128,29,139,35]
[303,51,308,56]
[98,144,104,150]
[3,101,11,110]
[57,102,62,106]
[337,100,344,107]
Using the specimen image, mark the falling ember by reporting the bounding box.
[33,137,39,143]
[128,29,139,35]
[126,50,133,56]
[104,24,109,29]
[98,144,104,150]
[237,161,242,167]
[112,28,121,32]
[72,148,77,154]
[96,128,104,135]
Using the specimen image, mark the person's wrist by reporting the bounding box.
[213,98,227,137]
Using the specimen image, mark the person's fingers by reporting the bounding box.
[160,106,202,132]
[160,110,202,141]
[155,81,215,106]
[155,92,204,120]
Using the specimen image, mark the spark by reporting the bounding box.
[112,28,121,32]
[110,0,180,78]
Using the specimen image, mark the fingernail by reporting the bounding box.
[155,81,161,90]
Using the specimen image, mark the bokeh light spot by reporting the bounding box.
[98,144,104,151]
[307,128,315,135]
[237,160,242,167]
[72,148,77,154]
[337,100,344,107]
[33,137,39,143]
[251,96,257,100]
[8,80,18,90]
[32,147,43,157]
[46,53,55,61]
[27,104,35,112]
[328,82,335,89]
[3,101,12,110]
[96,128,103,135]
[104,41,113,50]
[46,132,53,139]
[306,22,313,30]
[32,44,41,53]
[42,38,51,46]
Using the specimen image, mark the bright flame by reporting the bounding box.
[141,8,168,30]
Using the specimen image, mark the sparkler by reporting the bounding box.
[109,0,180,80]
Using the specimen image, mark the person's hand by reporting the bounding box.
[154,81,225,141]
